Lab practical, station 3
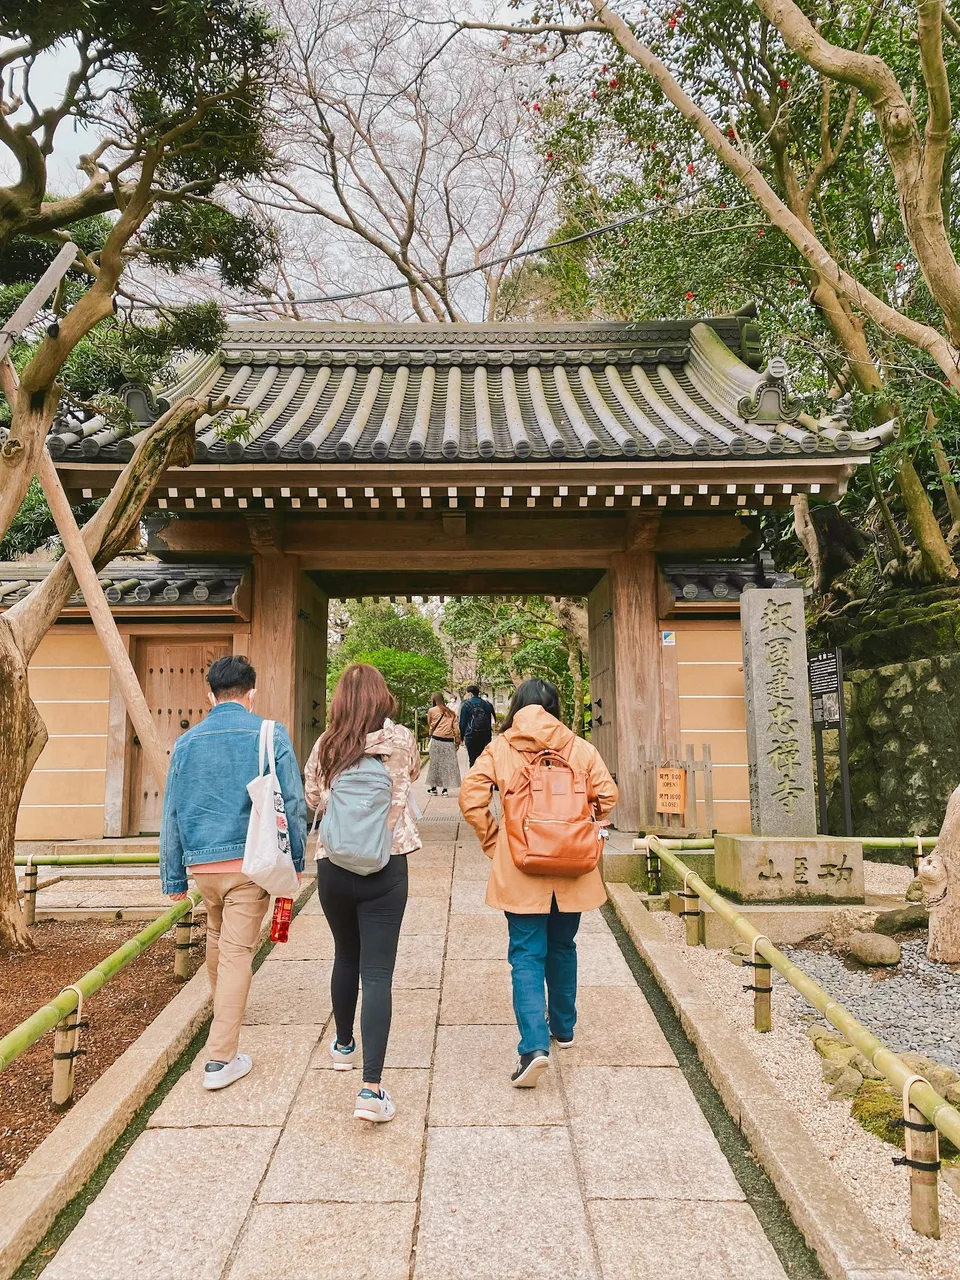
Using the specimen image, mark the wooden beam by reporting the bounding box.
[0,244,77,362]
[36,448,170,787]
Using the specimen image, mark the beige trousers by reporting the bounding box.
[196,873,270,1062]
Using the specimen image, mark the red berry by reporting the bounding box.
[727,127,736,139]
[609,77,618,88]
[685,292,694,300]
[757,228,765,236]
[778,78,789,90]
[591,89,597,98]
[546,152,553,160]
[719,202,726,208]
[602,64,608,74]
[668,16,677,27]
[650,143,656,151]
[687,162,695,173]
[895,262,904,271]
[532,102,541,111]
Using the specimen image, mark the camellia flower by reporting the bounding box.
[895,262,905,271]
[687,162,695,173]
[609,77,618,88]
[779,78,789,91]
[685,291,694,300]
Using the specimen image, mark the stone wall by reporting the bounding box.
[824,652,960,837]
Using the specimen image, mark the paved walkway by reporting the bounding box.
[41,802,789,1280]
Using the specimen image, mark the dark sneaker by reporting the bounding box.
[551,1031,575,1048]
[511,1050,549,1088]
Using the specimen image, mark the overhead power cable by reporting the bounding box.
[228,185,729,312]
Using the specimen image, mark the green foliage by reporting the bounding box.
[441,596,582,723]
[349,648,449,729]
[142,205,281,292]
[327,601,449,729]
[526,1,960,579]
[0,478,100,560]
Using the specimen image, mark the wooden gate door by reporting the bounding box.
[587,575,618,782]
[130,638,231,833]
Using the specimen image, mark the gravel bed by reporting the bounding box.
[780,940,960,1072]
[864,858,915,897]
[652,908,960,1280]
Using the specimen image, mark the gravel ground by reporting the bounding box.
[864,859,916,897]
[652,907,960,1280]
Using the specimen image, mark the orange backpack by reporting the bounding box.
[502,745,604,877]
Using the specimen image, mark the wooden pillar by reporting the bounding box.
[295,577,328,763]
[608,540,663,831]
[250,553,300,729]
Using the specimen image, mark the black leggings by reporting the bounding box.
[317,854,408,1084]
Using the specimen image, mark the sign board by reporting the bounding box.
[809,649,842,727]
[661,630,676,646]
[656,767,687,815]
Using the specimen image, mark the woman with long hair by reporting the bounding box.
[305,664,421,1122]
[425,691,461,796]
[459,679,617,1088]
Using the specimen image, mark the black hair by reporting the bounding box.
[207,654,256,699]
[500,678,561,731]
[466,684,480,697]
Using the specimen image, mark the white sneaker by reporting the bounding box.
[353,1086,396,1122]
[330,1038,357,1070]
[203,1053,252,1091]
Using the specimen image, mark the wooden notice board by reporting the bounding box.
[656,767,687,816]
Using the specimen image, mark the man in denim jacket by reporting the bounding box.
[161,655,307,1091]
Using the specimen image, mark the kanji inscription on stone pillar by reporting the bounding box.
[741,588,817,836]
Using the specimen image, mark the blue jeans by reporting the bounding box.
[505,897,581,1054]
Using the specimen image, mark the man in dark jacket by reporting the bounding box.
[459,684,496,766]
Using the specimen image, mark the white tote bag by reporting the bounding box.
[242,720,300,898]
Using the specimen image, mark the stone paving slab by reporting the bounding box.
[40,1126,280,1280]
[243,958,332,1026]
[227,1202,417,1280]
[148,1025,320,1128]
[263,913,334,961]
[575,932,639,986]
[309,989,440,1071]
[439,958,515,1024]
[559,986,677,1068]
[402,895,449,935]
[589,1200,788,1280]
[449,880,492,915]
[429,1025,565,1126]
[35,878,169,909]
[258,1068,429,1204]
[394,933,445,989]
[413,1126,599,1280]
[408,866,454,898]
[445,912,509,959]
[564,1065,744,1202]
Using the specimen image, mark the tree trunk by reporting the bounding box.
[897,455,959,581]
[920,782,960,962]
[0,398,204,950]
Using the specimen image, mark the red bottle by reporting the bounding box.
[270,896,294,943]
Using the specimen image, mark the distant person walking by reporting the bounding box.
[459,683,496,767]
[161,655,307,1092]
[305,664,421,1123]
[459,679,617,1087]
[425,692,461,796]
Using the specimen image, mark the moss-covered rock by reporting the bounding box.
[851,1080,906,1147]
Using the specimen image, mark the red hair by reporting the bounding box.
[318,664,397,781]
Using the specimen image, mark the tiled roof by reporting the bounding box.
[0,561,247,610]
[658,555,801,605]
[46,318,891,466]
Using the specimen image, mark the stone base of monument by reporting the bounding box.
[714,834,865,905]
[689,893,904,948]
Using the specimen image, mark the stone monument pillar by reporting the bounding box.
[741,587,818,837]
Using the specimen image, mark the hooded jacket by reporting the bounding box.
[305,718,422,857]
[458,704,618,913]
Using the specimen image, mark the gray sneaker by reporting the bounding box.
[354,1086,396,1122]
[329,1038,357,1071]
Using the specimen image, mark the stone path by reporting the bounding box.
[40,802,789,1280]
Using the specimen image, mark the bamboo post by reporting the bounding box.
[36,447,169,788]
[743,935,773,1032]
[22,858,37,926]
[50,986,85,1110]
[680,871,700,946]
[173,908,194,981]
[898,1076,941,1238]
